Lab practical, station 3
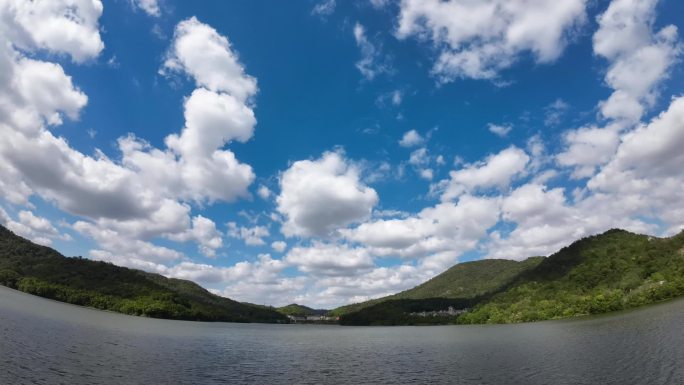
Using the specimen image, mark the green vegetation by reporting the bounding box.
[332,257,543,316]
[277,303,328,316]
[0,225,287,323]
[339,298,472,326]
[458,229,684,324]
[340,229,684,325]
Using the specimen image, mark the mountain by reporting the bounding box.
[458,229,684,324]
[0,225,287,323]
[276,303,328,317]
[331,257,544,317]
[340,229,684,325]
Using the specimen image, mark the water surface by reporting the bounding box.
[1,286,682,384]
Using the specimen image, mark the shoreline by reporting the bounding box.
[4,284,683,328]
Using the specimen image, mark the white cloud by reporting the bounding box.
[353,22,392,80]
[285,242,374,276]
[487,123,512,137]
[116,18,257,205]
[1,209,68,246]
[587,96,684,233]
[408,147,429,166]
[0,13,260,270]
[311,0,336,17]
[558,1,681,178]
[343,195,500,268]
[75,221,185,265]
[257,185,272,200]
[419,168,434,180]
[227,222,270,246]
[277,151,379,237]
[396,0,587,81]
[271,241,287,253]
[162,17,257,103]
[0,0,104,63]
[435,147,530,201]
[593,0,681,122]
[556,123,622,179]
[303,264,428,308]
[398,129,424,147]
[167,215,223,257]
[485,183,582,259]
[486,97,684,260]
[131,0,160,17]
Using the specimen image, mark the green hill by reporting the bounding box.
[458,229,684,324]
[276,303,328,316]
[0,225,287,323]
[331,257,544,316]
[340,229,684,325]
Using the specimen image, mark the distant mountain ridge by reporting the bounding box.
[277,303,328,316]
[0,225,287,323]
[339,229,684,325]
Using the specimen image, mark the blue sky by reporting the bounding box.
[1,0,683,307]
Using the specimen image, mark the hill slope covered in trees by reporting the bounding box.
[331,257,544,317]
[340,229,684,325]
[0,226,287,323]
[276,303,328,316]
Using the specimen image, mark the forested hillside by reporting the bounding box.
[0,226,287,323]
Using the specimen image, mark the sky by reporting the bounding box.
[0,0,683,308]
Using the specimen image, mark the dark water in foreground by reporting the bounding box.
[1,286,683,385]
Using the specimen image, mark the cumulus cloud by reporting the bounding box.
[593,0,681,122]
[435,147,530,201]
[0,209,68,246]
[408,147,429,166]
[557,0,681,178]
[487,123,512,137]
[343,195,500,267]
[556,123,623,179]
[285,242,375,276]
[398,129,424,147]
[0,0,104,63]
[167,216,223,257]
[277,151,379,237]
[419,168,434,180]
[0,11,259,270]
[118,18,260,205]
[396,0,587,81]
[162,17,257,102]
[271,241,287,253]
[487,97,684,260]
[257,185,272,200]
[587,96,684,234]
[75,221,185,265]
[227,222,270,246]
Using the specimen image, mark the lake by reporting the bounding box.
[1,286,683,384]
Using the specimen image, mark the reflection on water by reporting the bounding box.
[1,285,683,384]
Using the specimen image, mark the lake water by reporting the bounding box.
[1,286,683,385]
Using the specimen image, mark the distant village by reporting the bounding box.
[286,314,339,323]
[409,306,468,318]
